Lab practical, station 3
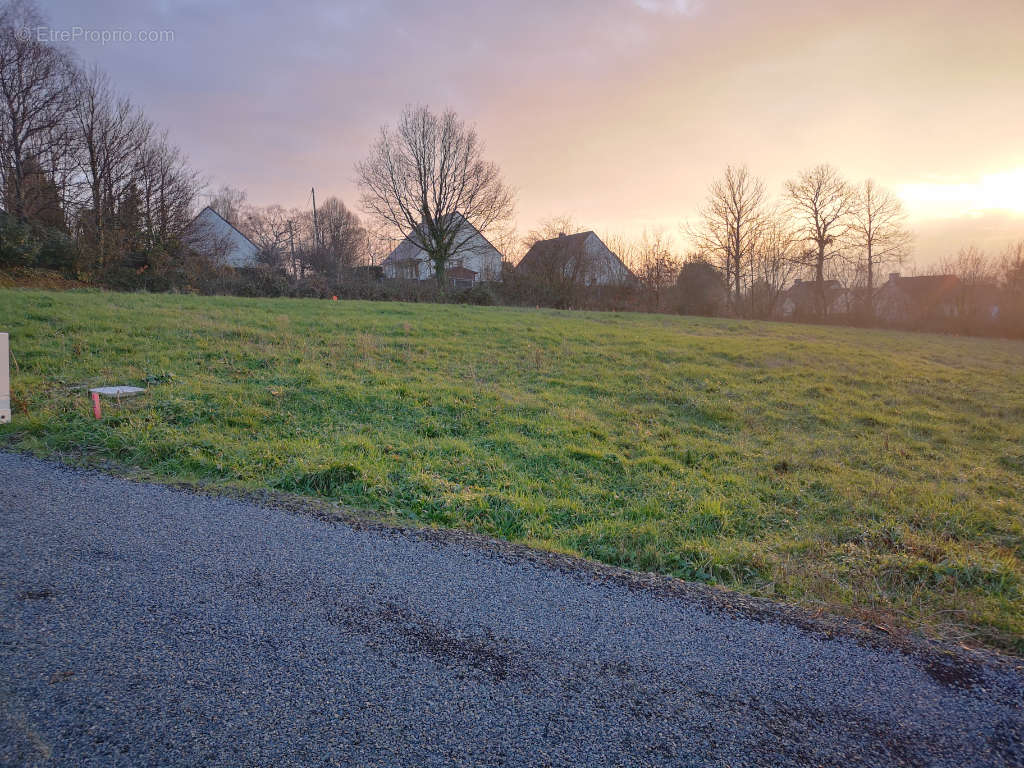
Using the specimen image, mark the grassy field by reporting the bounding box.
[2,290,1023,653]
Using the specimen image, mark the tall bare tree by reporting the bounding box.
[939,245,1000,329]
[0,0,77,220]
[748,213,799,318]
[356,105,514,288]
[848,179,911,319]
[137,131,201,245]
[785,164,854,317]
[631,229,680,312]
[688,165,767,313]
[242,203,301,270]
[73,65,151,272]
[305,196,367,281]
[939,245,996,286]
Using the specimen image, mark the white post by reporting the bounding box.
[0,333,9,424]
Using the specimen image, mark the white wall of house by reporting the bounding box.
[579,232,633,286]
[382,217,502,282]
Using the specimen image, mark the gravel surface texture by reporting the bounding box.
[2,451,1022,767]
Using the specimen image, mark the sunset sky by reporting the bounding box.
[40,0,1024,265]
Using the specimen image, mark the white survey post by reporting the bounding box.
[0,333,9,424]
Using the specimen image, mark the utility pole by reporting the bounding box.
[288,220,296,276]
[311,187,319,251]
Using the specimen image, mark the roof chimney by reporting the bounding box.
[558,232,566,238]
[794,278,802,285]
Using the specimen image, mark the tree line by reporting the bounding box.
[0,0,377,294]
[0,0,201,287]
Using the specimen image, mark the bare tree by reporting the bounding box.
[998,240,1024,334]
[748,213,799,318]
[304,196,367,282]
[848,179,911,319]
[940,245,996,286]
[522,215,577,247]
[73,65,151,272]
[631,229,680,312]
[485,222,520,269]
[785,164,854,317]
[137,131,201,245]
[688,165,767,313]
[999,241,1024,293]
[356,105,514,289]
[242,203,302,271]
[0,0,77,220]
[208,184,247,226]
[939,245,999,329]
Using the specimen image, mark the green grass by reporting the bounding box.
[3,289,1023,652]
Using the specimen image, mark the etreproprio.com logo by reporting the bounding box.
[18,26,175,45]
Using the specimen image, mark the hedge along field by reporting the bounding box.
[2,289,1023,652]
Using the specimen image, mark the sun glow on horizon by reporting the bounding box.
[899,168,1024,219]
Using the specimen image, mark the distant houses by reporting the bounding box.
[379,218,637,303]
[874,273,961,325]
[381,212,503,286]
[515,231,634,286]
[777,278,852,319]
[876,272,1002,328]
[183,207,260,268]
[773,271,1002,328]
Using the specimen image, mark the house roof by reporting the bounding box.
[189,206,257,249]
[184,206,260,267]
[516,232,592,274]
[783,279,845,299]
[886,275,961,304]
[382,239,423,265]
[381,212,502,266]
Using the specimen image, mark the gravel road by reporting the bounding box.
[2,451,1022,767]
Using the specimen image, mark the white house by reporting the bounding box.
[380,212,503,285]
[516,231,635,286]
[183,206,260,268]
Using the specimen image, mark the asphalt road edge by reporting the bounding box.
[5,446,1022,688]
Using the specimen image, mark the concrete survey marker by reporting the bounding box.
[89,386,147,398]
[88,386,146,419]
